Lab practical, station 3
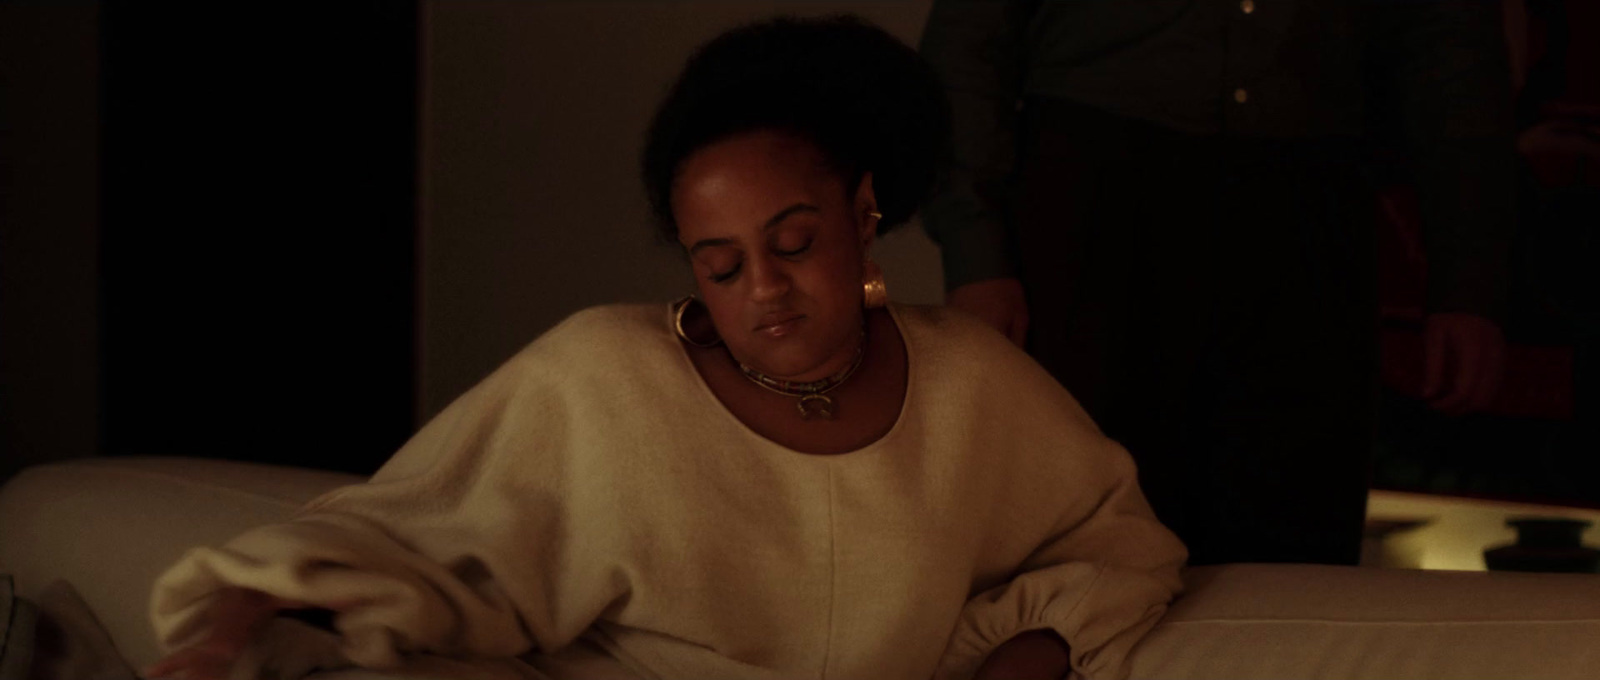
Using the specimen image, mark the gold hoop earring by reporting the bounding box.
[673,296,722,348]
[862,260,888,309]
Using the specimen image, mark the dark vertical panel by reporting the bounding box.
[101,1,417,473]
[0,3,101,482]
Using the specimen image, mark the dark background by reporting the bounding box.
[1369,0,1600,506]
[2,1,1597,505]
[5,1,418,475]
[97,2,418,473]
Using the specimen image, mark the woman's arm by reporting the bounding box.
[147,334,594,675]
[937,430,1187,679]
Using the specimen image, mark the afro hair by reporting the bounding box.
[641,15,951,242]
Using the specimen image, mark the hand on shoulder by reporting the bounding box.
[947,277,1029,347]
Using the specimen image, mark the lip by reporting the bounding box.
[754,313,805,338]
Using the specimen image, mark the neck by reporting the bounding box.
[734,313,870,384]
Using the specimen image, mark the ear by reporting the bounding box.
[853,171,879,249]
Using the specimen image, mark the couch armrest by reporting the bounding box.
[1130,563,1600,679]
[0,457,362,668]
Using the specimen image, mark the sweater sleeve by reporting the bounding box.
[936,436,1187,680]
[149,320,628,673]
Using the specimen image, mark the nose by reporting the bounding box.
[747,254,791,303]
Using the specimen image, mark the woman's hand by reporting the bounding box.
[143,587,293,680]
[972,629,1073,680]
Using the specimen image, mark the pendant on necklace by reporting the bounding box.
[735,324,866,421]
[798,394,835,420]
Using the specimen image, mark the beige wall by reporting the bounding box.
[0,3,101,480]
[420,1,943,419]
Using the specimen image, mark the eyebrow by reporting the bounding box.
[687,203,820,256]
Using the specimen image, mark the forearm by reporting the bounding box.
[919,0,1035,289]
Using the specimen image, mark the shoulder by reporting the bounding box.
[456,303,680,399]
[892,303,1046,379]
[540,303,666,345]
[363,303,684,485]
[894,303,1102,434]
[510,303,671,363]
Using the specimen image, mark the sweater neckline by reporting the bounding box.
[666,301,915,460]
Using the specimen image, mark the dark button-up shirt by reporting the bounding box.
[919,0,1515,319]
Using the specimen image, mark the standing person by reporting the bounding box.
[920,0,1515,565]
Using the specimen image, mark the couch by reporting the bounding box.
[3,457,1598,679]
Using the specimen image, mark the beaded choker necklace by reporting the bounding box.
[735,328,867,421]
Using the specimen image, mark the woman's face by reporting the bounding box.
[673,130,876,380]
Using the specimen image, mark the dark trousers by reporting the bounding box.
[1013,98,1376,565]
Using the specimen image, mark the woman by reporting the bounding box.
[146,16,1185,680]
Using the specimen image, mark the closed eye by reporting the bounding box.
[775,240,812,258]
[709,263,742,284]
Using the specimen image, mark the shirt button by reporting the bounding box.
[1241,0,1256,13]
[1233,88,1249,103]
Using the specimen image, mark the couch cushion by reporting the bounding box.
[1129,563,1600,679]
[0,457,361,668]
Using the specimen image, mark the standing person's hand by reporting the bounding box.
[948,277,1029,347]
[1422,312,1506,415]
[144,588,293,680]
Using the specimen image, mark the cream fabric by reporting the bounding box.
[11,456,1599,680]
[149,303,1186,680]
[1129,564,1600,679]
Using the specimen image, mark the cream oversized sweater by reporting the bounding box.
[150,304,1186,680]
